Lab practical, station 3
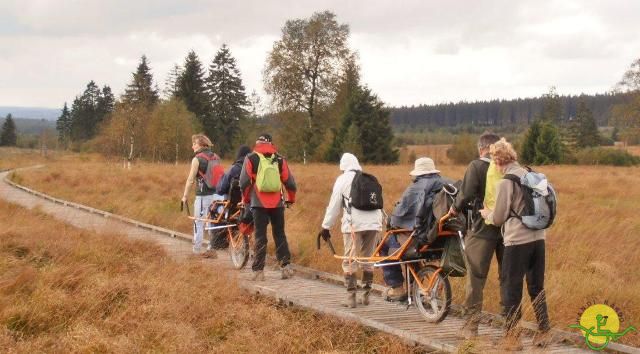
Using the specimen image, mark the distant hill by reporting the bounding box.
[0,106,60,121]
[0,116,56,135]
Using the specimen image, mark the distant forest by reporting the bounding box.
[0,117,55,135]
[388,92,629,130]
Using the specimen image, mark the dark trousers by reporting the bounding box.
[380,235,406,288]
[252,207,291,271]
[501,239,550,332]
[462,227,504,318]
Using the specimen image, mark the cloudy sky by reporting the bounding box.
[1,0,639,109]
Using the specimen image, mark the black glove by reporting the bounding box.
[319,228,331,241]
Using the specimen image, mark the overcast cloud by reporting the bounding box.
[1,0,639,109]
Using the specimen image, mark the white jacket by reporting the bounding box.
[321,153,383,233]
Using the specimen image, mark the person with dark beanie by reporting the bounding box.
[239,134,297,281]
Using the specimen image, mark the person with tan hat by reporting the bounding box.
[381,157,445,301]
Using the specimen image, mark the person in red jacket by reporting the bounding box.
[239,134,297,281]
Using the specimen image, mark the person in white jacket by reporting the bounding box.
[319,153,382,308]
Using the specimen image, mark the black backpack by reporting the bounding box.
[347,171,384,211]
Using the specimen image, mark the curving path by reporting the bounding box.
[1,169,629,353]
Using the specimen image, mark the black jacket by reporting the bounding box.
[453,157,500,239]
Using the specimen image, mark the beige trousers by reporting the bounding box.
[342,230,379,274]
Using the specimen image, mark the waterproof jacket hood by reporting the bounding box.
[340,153,362,171]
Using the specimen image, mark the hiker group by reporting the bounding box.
[182,132,556,351]
[182,133,296,280]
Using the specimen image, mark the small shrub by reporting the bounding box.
[446,134,476,164]
[574,147,640,166]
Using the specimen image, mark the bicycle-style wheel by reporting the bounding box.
[229,228,249,269]
[413,265,452,323]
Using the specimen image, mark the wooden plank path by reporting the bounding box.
[1,169,637,353]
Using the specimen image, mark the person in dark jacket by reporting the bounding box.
[450,132,502,339]
[216,144,251,198]
[382,157,444,301]
[239,134,297,281]
[206,144,252,250]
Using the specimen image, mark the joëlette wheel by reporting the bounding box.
[229,229,249,269]
[413,265,452,323]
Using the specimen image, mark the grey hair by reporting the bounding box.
[477,132,500,150]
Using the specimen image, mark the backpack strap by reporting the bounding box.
[502,174,523,221]
[341,170,360,215]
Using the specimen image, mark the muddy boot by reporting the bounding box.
[359,271,373,306]
[342,273,357,308]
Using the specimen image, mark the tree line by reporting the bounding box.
[390,92,630,130]
[51,10,638,166]
[54,11,398,164]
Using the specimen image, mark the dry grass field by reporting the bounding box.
[5,146,640,346]
[0,198,418,353]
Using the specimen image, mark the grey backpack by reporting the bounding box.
[503,169,557,230]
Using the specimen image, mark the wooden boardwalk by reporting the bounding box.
[1,169,637,353]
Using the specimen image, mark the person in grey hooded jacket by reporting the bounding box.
[381,157,444,301]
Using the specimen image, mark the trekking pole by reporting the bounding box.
[316,232,336,255]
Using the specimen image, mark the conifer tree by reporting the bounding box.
[575,100,600,148]
[0,113,17,146]
[56,103,72,148]
[206,44,249,156]
[70,81,102,141]
[520,119,542,164]
[176,51,210,131]
[534,122,562,164]
[122,55,159,108]
[540,87,563,123]
[163,64,182,99]
[325,59,360,162]
[97,86,115,117]
[342,86,398,164]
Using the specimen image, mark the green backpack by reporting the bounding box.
[255,153,282,192]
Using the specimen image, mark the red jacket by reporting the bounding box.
[239,143,296,208]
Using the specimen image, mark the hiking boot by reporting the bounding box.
[359,271,374,306]
[532,330,554,347]
[201,249,217,259]
[385,286,407,302]
[280,264,294,279]
[251,270,265,281]
[342,273,357,308]
[497,333,523,351]
[456,319,479,339]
